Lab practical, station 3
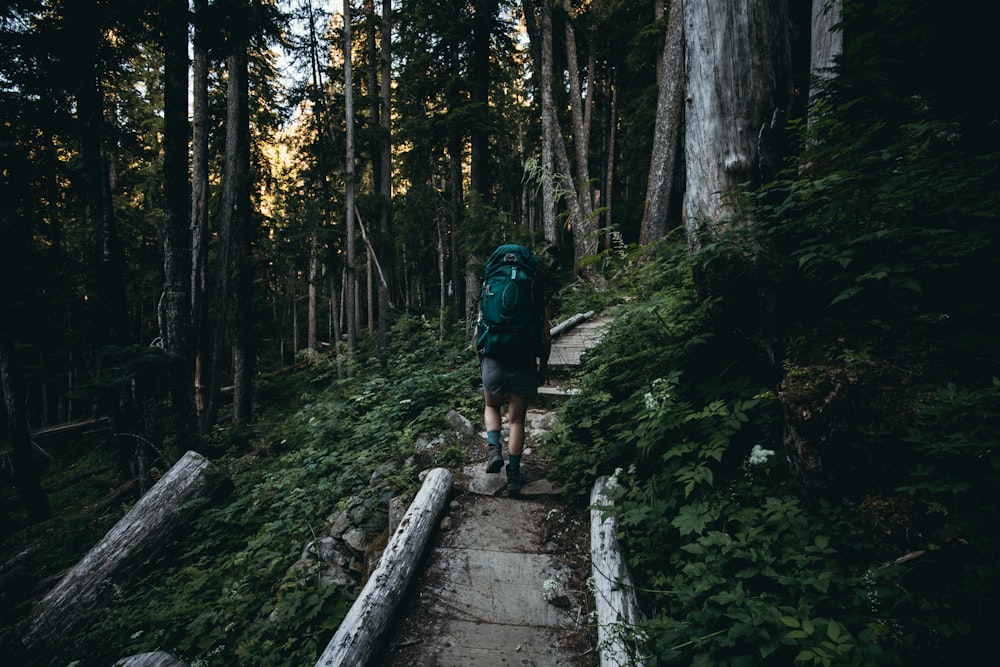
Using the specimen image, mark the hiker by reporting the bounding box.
[474,244,552,495]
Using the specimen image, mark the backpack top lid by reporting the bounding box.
[486,243,538,270]
[484,243,537,276]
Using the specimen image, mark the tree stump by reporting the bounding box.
[19,450,230,651]
[315,467,453,667]
[591,475,646,667]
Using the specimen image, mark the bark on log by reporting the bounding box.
[316,467,453,667]
[591,475,646,667]
[19,451,230,651]
[113,651,189,667]
[550,311,595,338]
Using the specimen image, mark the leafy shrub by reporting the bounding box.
[545,240,999,665]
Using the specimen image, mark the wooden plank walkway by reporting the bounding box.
[547,313,614,368]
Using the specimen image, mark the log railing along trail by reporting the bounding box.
[316,467,453,666]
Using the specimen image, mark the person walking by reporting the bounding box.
[474,244,551,495]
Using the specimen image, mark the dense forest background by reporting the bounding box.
[2,0,998,665]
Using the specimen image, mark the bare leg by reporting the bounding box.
[484,390,503,433]
[483,390,505,473]
[506,394,528,456]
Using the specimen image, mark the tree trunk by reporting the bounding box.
[377,0,393,351]
[227,22,254,426]
[19,451,230,652]
[437,220,447,334]
[227,37,256,424]
[161,0,200,452]
[0,336,52,524]
[308,233,319,350]
[307,0,328,357]
[344,0,358,357]
[524,0,586,271]
[315,468,453,667]
[329,271,344,378]
[204,4,254,428]
[470,0,495,200]
[602,77,617,250]
[69,0,129,348]
[552,115,586,273]
[561,0,598,273]
[191,0,210,421]
[363,0,377,340]
[808,0,842,129]
[523,0,558,247]
[810,0,842,83]
[366,247,374,333]
[682,0,791,246]
[639,0,684,244]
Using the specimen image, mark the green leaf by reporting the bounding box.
[826,620,843,643]
[830,286,862,305]
[671,502,711,536]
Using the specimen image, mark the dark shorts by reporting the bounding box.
[481,356,538,400]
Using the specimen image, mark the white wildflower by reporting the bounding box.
[631,628,651,646]
[643,392,658,410]
[748,444,776,466]
[605,467,624,490]
[542,578,561,601]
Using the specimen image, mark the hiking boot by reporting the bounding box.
[506,464,523,495]
[485,446,503,473]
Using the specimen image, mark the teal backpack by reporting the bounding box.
[476,244,544,361]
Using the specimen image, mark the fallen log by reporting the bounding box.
[19,450,230,652]
[591,475,647,667]
[29,417,110,445]
[316,467,453,667]
[550,310,596,338]
[113,651,189,667]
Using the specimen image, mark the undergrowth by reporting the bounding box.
[3,315,479,666]
[547,237,999,665]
